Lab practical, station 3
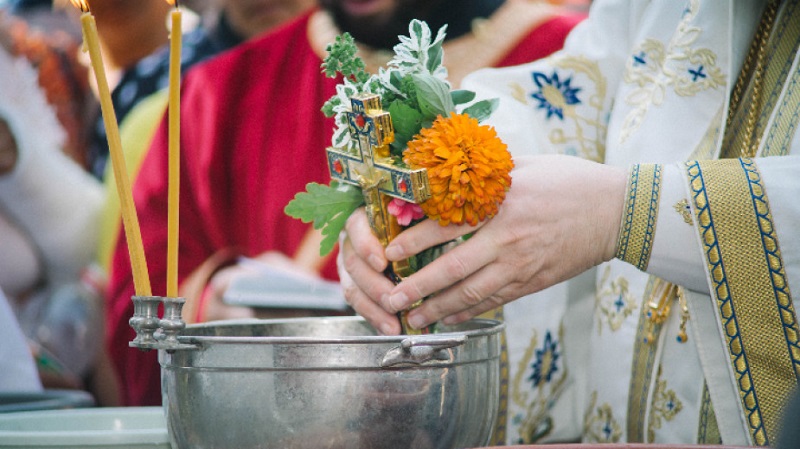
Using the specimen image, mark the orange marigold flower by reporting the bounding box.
[404,112,513,226]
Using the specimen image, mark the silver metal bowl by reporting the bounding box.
[160,316,503,449]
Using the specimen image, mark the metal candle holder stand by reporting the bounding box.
[129,295,196,351]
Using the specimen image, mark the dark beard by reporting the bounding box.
[324,0,505,51]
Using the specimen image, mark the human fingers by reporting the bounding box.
[344,208,389,271]
[439,281,530,326]
[338,232,401,334]
[385,230,498,314]
[384,217,481,262]
[402,259,513,330]
[340,267,401,335]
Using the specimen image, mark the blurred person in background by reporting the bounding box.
[96,0,317,275]
[0,31,111,401]
[0,0,312,404]
[1,2,92,168]
[81,0,173,178]
[86,0,317,180]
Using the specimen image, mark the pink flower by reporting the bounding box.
[387,198,425,226]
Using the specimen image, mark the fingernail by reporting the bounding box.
[385,244,403,261]
[408,313,427,330]
[388,292,409,312]
[368,254,385,272]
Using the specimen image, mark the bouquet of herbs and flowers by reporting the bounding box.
[285,19,514,333]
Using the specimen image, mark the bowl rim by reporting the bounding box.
[178,316,506,346]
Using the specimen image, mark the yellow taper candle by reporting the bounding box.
[71,0,152,296]
[166,1,182,298]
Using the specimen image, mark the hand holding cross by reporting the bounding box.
[327,93,431,277]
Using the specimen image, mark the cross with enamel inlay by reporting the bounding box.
[326,93,430,278]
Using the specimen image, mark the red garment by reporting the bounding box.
[106,9,584,406]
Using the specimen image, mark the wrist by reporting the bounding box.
[179,248,240,324]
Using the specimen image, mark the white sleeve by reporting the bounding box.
[646,163,709,292]
[646,156,800,295]
[754,156,800,299]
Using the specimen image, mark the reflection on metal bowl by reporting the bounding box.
[160,316,503,449]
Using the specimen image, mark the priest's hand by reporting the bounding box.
[339,154,627,334]
[338,207,401,335]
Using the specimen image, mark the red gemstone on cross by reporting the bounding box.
[355,114,366,129]
[333,159,344,174]
[398,177,408,193]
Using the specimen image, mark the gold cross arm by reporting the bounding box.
[325,93,431,278]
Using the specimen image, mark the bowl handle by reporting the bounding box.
[380,335,467,367]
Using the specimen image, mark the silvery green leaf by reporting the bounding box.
[451,90,476,106]
[328,79,361,147]
[426,42,443,73]
[410,20,429,46]
[388,20,448,77]
[461,98,499,123]
[413,73,454,119]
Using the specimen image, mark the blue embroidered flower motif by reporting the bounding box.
[530,70,581,120]
[528,331,560,387]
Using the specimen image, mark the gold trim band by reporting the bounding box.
[685,158,799,446]
[698,381,721,444]
[627,276,662,442]
[616,164,662,271]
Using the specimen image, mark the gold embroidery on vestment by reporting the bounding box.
[549,56,607,162]
[512,54,607,162]
[510,326,568,444]
[627,276,663,442]
[760,0,800,156]
[584,391,622,443]
[698,381,722,444]
[725,0,800,159]
[595,266,637,333]
[616,164,662,271]
[674,199,693,225]
[685,158,799,446]
[628,276,692,441]
[620,0,725,143]
[647,366,684,442]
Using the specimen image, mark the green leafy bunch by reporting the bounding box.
[286,20,499,256]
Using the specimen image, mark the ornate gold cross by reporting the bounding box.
[326,93,431,279]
